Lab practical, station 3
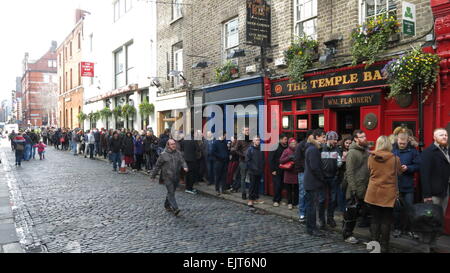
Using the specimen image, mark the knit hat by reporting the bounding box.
[289,137,296,143]
[326,131,339,141]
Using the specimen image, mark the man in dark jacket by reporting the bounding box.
[392,132,421,237]
[108,132,122,172]
[245,136,265,207]
[143,130,158,173]
[304,129,326,236]
[319,131,342,228]
[151,139,188,216]
[29,130,39,159]
[212,132,230,195]
[421,128,450,216]
[94,129,101,157]
[342,129,370,244]
[181,130,200,194]
[231,127,253,200]
[268,134,288,207]
[294,130,314,222]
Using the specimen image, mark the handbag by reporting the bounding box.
[279,161,295,170]
[60,137,65,143]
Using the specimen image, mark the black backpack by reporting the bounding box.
[409,203,444,234]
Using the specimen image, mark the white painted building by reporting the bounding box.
[82,0,158,131]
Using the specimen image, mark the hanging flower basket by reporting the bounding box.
[215,61,239,83]
[351,14,400,67]
[122,104,136,119]
[113,105,123,118]
[77,112,87,123]
[100,107,113,120]
[382,47,440,101]
[139,99,155,117]
[284,35,318,83]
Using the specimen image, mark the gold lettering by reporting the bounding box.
[363,72,373,82]
[325,78,334,87]
[342,75,351,85]
[350,73,358,83]
[335,76,343,85]
[319,79,326,88]
[311,80,319,88]
[373,70,382,81]
[287,84,293,92]
[302,81,307,90]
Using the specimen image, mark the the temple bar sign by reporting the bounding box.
[246,0,271,47]
[271,63,386,97]
[324,93,381,108]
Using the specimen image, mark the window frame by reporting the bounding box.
[294,0,318,39]
[114,0,121,22]
[172,0,183,21]
[114,48,125,89]
[173,48,184,87]
[223,17,239,63]
[359,0,397,24]
[125,42,135,85]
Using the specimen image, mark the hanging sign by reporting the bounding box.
[80,62,95,77]
[402,2,416,36]
[246,0,271,47]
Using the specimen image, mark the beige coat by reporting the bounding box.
[364,150,403,208]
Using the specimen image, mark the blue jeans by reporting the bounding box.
[298,173,307,217]
[319,177,339,220]
[305,190,321,233]
[111,153,121,170]
[32,146,37,159]
[72,142,78,155]
[23,144,32,161]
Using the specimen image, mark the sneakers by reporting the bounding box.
[185,189,197,195]
[288,204,293,210]
[254,200,265,204]
[173,209,181,216]
[393,229,402,238]
[273,202,280,207]
[298,215,305,223]
[408,231,419,240]
[345,236,359,244]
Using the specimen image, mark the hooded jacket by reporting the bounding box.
[365,150,402,208]
[321,143,342,178]
[344,142,370,200]
[151,147,188,182]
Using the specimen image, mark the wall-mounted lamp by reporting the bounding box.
[227,49,246,59]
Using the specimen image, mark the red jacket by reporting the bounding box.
[33,143,47,153]
[279,147,298,184]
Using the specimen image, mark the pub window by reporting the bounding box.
[294,0,318,39]
[296,99,307,111]
[311,113,324,129]
[297,115,309,130]
[282,115,294,130]
[282,100,292,112]
[311,97,323,110]
[360,0,397,24]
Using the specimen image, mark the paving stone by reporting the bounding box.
[2,243,24,253]
[0,223,19,244]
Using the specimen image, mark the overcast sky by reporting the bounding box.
[0,0,101,102]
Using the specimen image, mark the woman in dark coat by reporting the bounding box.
[279,138,299,210]
[133,135,144,171]
[121,132,135,167]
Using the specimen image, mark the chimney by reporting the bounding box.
[75,9,90,23]
[50,41,57,52]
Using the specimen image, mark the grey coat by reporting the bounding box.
[151,148,188,183]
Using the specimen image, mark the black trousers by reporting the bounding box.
[214,160,228,193]
[285,183,299,206]
[369,204,394,251]
[343,198,370,239]
[186,161,198,191]
[135,154,143,170]
[272,173,284,203]
[249,174,261,201]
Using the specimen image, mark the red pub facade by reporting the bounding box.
[263,0,450,234]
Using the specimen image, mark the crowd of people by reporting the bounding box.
[4,125,449,253]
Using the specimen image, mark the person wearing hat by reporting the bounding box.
[319,131,342,229]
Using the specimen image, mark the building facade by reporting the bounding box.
[21,41,58,128]
[83,0,158,131]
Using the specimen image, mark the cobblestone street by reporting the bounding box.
[0,139,370,253]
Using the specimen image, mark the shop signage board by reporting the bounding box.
[246,0,271,47]
[271,63,386,97]
[80,62,95,77]
[324,92,381,108]
[402,1,416,36]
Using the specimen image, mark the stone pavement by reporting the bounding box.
[0,139,371,253]
[0,145,25,253]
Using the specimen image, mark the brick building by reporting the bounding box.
[21,41,58,128]
[57,10,89,130]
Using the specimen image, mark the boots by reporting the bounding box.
[380,224,391,253]
[370,223,381,242]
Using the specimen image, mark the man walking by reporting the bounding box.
[342,129,371,244]
[151,139,188,216]
[304,129,326,236]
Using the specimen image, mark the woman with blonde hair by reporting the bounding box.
[365,135,406,253]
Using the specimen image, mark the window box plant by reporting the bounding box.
[284,35,319,83]
[215,61,239,83]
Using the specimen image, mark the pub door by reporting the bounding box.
[335,108,360,137]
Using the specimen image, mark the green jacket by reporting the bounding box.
[343,142,370,200]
